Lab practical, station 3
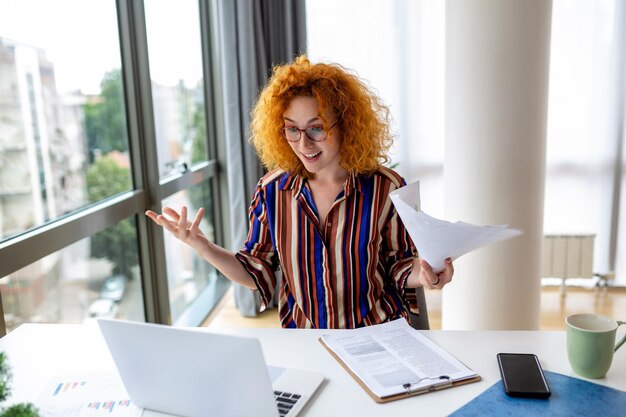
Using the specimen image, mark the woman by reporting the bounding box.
[147,55,453,328]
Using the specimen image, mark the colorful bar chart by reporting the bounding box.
[42,374,141,417]
[53,381,88,396]
[87,400,132,413]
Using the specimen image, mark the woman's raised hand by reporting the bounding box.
[145,206,209,253]
[417,258,454,290]
[146,206,256,290]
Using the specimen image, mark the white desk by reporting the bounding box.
[2,323,625,416]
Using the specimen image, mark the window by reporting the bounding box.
[0,0,130,242]
[307,0,626,286]
[0,0,227,334]
[0,218,144,331]
[544,0,623,281]
[143,0,228,324]
[162,180,227,324]
[306,0,446,216]
[144,0,209,178]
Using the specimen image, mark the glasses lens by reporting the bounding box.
[283,127,300,142]
[306,126,327,142]
[282,126,330,142]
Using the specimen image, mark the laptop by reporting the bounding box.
[97,318,325,417]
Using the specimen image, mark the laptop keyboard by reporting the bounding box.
[274,390,302,416]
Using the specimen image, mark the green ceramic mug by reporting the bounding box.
[566,313,626,378]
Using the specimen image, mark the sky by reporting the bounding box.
[0,0,202,94]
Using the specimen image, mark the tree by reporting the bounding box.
[188,98,211,212]
[86,155,137,279]
[190,99,207,165]
[0,353,38,417]
[83,67,136,280]
[84,69,128,160]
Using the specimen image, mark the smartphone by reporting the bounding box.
[497,353,551,398]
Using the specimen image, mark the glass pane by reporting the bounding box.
[544,0,618,276]
[162,180,226,323]
[0,0,132,243]
[144,0,208,178]
[0,216,144,333]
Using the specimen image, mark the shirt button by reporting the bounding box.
[327,222,332,227]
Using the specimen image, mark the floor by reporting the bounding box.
[203,285,626,331]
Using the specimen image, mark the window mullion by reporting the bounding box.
[117,0,171,324]
[0,191,144,278]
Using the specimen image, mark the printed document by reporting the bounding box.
[320,319,478,399]
[37,373,142,417]
[390,181,522,272]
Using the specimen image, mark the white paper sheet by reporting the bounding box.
[320,319,478,398]
[390,181,523,272]
[38,373,142,417]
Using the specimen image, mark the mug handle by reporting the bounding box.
[616,321,626,352]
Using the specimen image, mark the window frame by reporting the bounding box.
[0,0,228,335]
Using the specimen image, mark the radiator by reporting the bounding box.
[541,234,595,279]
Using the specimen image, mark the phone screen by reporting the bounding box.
[497,353,551,398]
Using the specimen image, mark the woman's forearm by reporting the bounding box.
[146,207,256,290]
[196,241,257,290]
[405,258,422,288]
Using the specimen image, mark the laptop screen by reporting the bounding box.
[97,319,279,417]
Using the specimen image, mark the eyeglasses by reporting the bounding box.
[281,121,338,142]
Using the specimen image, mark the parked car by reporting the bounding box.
[99,274,127,302]
[84,298,118,322]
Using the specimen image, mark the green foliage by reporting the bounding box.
[90,217,137,278]
[190,101,207,165]
[1,404,38,417]
[0,353,39,417]
[86,155,137,278]
[84,69,128,159]
[86,157,131,202]
[0,353,11,403]
[188,101,211,217]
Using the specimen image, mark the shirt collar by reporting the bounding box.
[283,171,361,199]
[279,172,303,193]
[344,172,361,197]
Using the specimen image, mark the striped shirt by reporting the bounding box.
[235,166,417,329]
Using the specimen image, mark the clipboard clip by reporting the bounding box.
[402,375,452,395]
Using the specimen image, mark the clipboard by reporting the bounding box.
[319,337,482,403]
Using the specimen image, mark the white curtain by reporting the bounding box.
[306,0,626,285]
[306,0,446,215]
[544,0,625,284]
[210,0,307,316]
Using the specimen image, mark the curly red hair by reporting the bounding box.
[250,55,393,177]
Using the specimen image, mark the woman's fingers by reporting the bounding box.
[161,206,197,229]
[190,207,204,232]
[419,259,438,289]
[145,210,159,224]
[434,258,454,289]
[145,207,204,242]
[157,214,179,233]
[162,206,179,217]
[145,210,170,229]
[444,258,454,283]
[179,206,188,232]
[419,258,454,290]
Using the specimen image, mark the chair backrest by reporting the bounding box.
[407,286,430,330]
